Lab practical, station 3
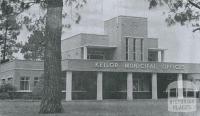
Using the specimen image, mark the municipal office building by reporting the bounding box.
[1,16,200,100]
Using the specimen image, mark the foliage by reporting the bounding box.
[15,0,87,60]
[0,83,16,93]
[0,0,87,61]
[0,92,9,99]
[21,93,33,100]
[1,0,86,113]
[0,84,16,99]
[0,0,22,60]
[148,0,200,31]
[20,30,45,61]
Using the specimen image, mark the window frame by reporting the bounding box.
[34,77,39,86]
[125,37,129,60]
[87,50,105,60]
[148,51,158,62]
[20,76,30,91]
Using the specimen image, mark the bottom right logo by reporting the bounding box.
[167,80,198,112]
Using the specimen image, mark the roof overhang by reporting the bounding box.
[148,48,167,51]
[84,45,117,49]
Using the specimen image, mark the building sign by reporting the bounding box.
[62,60,200,73]
[167,81,197,112]
[168,98,196,112]
[95,62,185,70]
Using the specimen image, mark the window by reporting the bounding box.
[87,50,105,60]
[20,77,30,90]
[133,79,144,91]
[169,88,177,97]
[133,38,136,60]
[148,51,158,61]
[125,38,129,60]
[87,54,104,59]
[140,39,143,61]
[34,77,39,86]
[133,79,139,91]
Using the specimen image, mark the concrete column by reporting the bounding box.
[83,47,87,59]
[97,72,103,100]
[66,71,72,101]
[152,73,158,100]
[161,51,165,62]
[127,72,133,100]
[177,73,183,99]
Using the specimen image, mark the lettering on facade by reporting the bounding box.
[95,62,118,68]
[161,64,184,70]
[95,62,185,70]
[124,63,156,69]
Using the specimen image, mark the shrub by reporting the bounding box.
[0,84,16,99]
[0,92,9,99]
[21,93,32,100]
[0,84,16,93]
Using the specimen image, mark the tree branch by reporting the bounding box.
[188,0,200,9]
[193,27,200,32]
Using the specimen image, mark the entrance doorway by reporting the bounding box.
[157,73,177,98]
[103,72,127,99]
[72,71,97,100]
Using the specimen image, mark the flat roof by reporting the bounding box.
[85,45,117,49]
[123,36,158,40]
[104,15,147,23]
[62,33,108,41]
[148,48,167,51]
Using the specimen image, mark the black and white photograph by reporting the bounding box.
[0,0,200,116]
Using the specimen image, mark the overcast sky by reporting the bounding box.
[17,0,200,63]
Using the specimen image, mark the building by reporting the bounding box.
[1,16,200,100]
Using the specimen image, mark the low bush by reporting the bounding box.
[0,84,16,93]
[0,84,16,99]
[0,92,9,99]
[21,93,33,100]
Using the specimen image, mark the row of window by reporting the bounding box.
[125,37,158,61]
[1,76,40,91]
[20,77,39,91]
[169,88,196,98]
[87,50,105,60]
[125,38,144,61]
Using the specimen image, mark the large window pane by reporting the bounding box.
[148,51,158,61]
[20,77,30,90]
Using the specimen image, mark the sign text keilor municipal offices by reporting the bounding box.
[95,62,185,70]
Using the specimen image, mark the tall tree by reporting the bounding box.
[39,0,64,113]
[39,0,87,113]
[1,0,86,113]
[0,0,21,62]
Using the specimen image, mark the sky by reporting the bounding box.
[17,0,200,63]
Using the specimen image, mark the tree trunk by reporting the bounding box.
[39,0,63,113]
[3,18,8,61]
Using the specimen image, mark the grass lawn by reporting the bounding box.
[0,99,200,116]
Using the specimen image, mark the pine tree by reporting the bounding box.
[0,0,21,61]
[20,30,45,61]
